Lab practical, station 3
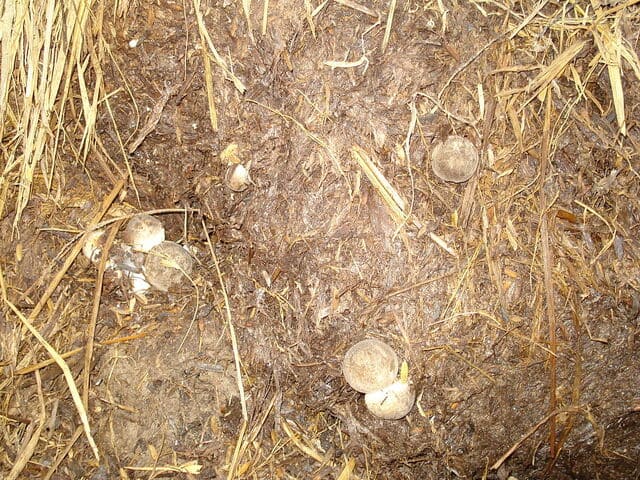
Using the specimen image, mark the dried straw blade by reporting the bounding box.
[592,22,626,135]
[381,0,397,53]
[525,40,587,105]
[193,0,246,93]
[5,372,46,480]
[5,300,100,461]
[350,145,409,226]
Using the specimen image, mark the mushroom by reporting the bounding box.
[225,163,251,192]
[82,229,106,263]
[364,379,415,420]
[342,339,399,394]
[430,135,479,183]
[143,241,194,292]
[122,214,165,253]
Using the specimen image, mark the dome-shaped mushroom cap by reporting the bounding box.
[143,241,194,292]
[431,135,479,183]
[342,339,400,394]
[122,214,165,252]
[364,381,415,420]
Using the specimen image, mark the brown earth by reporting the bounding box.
[2,1,640,479]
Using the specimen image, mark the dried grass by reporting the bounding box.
[1,0,93,229]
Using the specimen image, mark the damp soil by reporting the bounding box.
[2,1,640,479]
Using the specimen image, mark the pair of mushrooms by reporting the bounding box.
[342,339,415,420]
[83,214,193,292]
[123,214,194,292]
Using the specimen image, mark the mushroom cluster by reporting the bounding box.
[82,213,193,293]
[342,339,415,420]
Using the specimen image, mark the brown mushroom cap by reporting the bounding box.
[122,214,165,252]
[342,339,400,394]
[143,241,194,292]
[431,135,479,183]
[364,381,415,420]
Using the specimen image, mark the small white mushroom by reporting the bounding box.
[342,339,399,394]
[122,214,165,253]
[143,241,194,292]
[364,380,415,420]
[431,135,479,183]
[82,229,106,263]
[225,163,251,192]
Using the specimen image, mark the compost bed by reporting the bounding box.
[1,1,640,479]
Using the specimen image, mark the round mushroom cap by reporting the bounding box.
[342,339,400,394]
[431,135,479,183]
[364,381,415,420]
[122,214,165,252]
[143,241,194,292]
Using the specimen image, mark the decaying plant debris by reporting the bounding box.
[1,0,639,478]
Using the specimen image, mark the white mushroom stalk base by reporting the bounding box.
[364,381,415,420]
